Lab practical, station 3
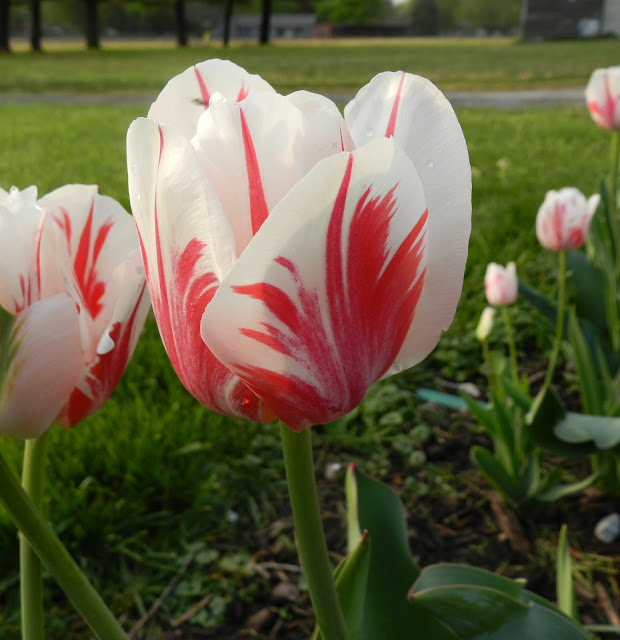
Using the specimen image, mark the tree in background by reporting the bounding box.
[456,0,520,32]
[223,0,234,44]
[411,0,439,35]
[84,0,100,48]
[316,0,386,24]
[31,0,42,51]
[0,0,10,51]
[174,0,187,46]
[259,0,271,43]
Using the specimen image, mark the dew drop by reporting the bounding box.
[426,160,435,169]
[97,331,115,355]
[366,128,374,138]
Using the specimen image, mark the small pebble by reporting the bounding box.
[271,581,299,603]
[324,462,343,481]
[594,513,620,543]
[225,509,239,524]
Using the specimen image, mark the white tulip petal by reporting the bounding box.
[201,138,428,430]
[345,71,472,370]
[127,117,271,422]
[0,294,83,438]
[148,58,276,140]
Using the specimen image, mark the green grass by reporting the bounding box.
[2,37,620,95]
[0,97,614,635]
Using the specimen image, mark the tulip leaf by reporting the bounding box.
[565,249,608,334]
[556,525,578,620]
[470,446,522,507]
[526,387,598,458]
[408,564,591,640]
[313,531,371,640]
[345,465,421,640]
[347,469,592,639]
[554,413,620,450]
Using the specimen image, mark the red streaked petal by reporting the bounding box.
[0,294,83,438]
[345,72,471,370]
[239,108,270,236]
[38,185,140,363]
[58,269,150,427]
[0,189,46,313]
[148,59,276,140]
[192,91,350,257]
[201,138,428,430]
[127,118,269,422]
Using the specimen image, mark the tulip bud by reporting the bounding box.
[535,188,599,251]
[585,66,620,131]
[476,306,496,342]
[484,262,518,306]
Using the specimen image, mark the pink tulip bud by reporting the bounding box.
[585,66,620,131]
[535,188,600,251]
[484,262,518,306]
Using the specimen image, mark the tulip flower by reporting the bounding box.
[484,262,517,306]
[0,185,150,438]
[127,59,472,432]
[585,66,620,131]
[475,306,496,343]
[535,187,599,251]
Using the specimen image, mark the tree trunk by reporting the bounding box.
[84,0,100,49]
[31,0,42,52]
[223,0,234,47]
[519,0,528,37]
[259,0,272,45]
[0,0,10,52]
[174,0,187,47]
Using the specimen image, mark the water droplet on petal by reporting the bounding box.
[426,160,434,169]
[366,128,374,138]
[97,331,115,355]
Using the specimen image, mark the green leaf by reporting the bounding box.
[536,471,599,502]
[470,446,521,507]
[410,563,525,599]
[416,388,471,410]
[314,531,371,640]
[554,412,620,450]
[556,524,578,620]
[527,387,598,458]
[345,462,362,552]
[345,466,420,640]
[568,307,603,415]
[566,249,608,334]
[409,564,592,640]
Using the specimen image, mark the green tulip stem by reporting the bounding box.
[481,339,496,399]
[545,249,567,389]
[279,425,349,640]
[501,306,519,383]
[20,432,51,640]
[0,446,129,640]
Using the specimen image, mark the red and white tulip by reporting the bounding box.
[585,66,620,131]
[127,59,471,431]
[536,187,600,251]
[484,262,518,306]
[0,185,150,438]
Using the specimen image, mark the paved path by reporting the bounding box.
[0,87,586,108]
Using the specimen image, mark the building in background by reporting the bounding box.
[522,0,620,39]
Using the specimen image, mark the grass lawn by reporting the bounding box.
[1,37,620,95]
[0,67,618,637]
